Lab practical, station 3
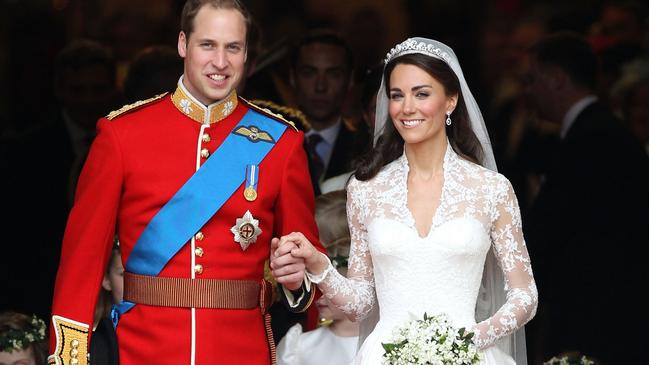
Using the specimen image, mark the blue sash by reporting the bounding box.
[112,109,288,326]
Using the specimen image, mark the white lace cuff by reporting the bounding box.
[305,253,334,284]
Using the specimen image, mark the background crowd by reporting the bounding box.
[1,0,648,364]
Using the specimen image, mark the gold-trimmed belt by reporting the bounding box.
[123,272,272,312]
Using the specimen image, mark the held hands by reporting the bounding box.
[269,232,328,290]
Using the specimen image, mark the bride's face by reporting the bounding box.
[388,63,456,145]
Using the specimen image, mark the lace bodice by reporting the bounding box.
[311,144,537,349]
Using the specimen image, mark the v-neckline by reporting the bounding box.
[401,147,449,239]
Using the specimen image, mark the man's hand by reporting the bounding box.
[273,232,329,280]
[270,236,306,291]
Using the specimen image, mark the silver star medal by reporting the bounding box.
[230,210,262,251]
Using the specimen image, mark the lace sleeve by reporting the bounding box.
[310,179,376,322]
[471,177,538,349]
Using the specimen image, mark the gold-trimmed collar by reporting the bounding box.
[171,76,238,124]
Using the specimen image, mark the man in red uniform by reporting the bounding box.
[48,1,324,364]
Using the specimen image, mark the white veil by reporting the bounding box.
[364,37,527,364]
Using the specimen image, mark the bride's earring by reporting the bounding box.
[445,111,452,126]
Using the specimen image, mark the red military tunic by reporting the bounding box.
[48,81,324,365]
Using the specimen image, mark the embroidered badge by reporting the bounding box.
[233,125,276,143]
[231,210,262,251]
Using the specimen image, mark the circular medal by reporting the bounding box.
[244,186,257,201]
[238,222,255,240]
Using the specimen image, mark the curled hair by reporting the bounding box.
[354,53,483,181]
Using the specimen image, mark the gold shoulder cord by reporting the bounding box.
[106,92,168,120]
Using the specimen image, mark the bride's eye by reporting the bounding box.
[390,92,403,100]
[416,92,430,98]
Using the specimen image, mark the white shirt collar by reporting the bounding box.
[306,119,342,146]
[561,95,598,139]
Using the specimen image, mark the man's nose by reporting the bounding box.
[212,49,227,69]
[315,74,328,92]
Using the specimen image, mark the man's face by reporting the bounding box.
[57,65,115,131]
[524,57,557,122]
[292,43,351,125]
[178,6,247,105]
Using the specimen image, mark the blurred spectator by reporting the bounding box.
[290,30,369,189]
[524,32,649,364]
[320,64,380,194]
[90,243,122,365]
[0,312,48,365]
[123,45,182,103]
[276,190,358,365]
[611,58,649,153]
[483,12,553,210]
[0,39,118,321]
[589,2,647,102]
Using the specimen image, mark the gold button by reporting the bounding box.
[70,349,79,358]
[195,231,204,241]
[195,247,204,257]
[200,148,210,158]
[71,358,79,365]
[194,264,203,274]
[70,339,79,349]
[202,133,211,143]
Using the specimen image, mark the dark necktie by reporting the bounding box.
[307,133,325,181]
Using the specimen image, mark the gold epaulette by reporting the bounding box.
[106,92,168,120]
[240,97,299,132]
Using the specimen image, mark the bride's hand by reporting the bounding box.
[277,232,329,276]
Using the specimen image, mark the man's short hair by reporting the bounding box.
[180,0,253,45]
[529,32,597,90]
[291,30,354,72]
[54,39,115,85]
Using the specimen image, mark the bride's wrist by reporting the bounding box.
[306,251,330,274]
[305,253,333,284]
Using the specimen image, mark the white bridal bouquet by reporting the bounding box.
[382,313,481,365]
[543,354,596,365]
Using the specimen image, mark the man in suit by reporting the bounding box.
[47,1,324,364]
[523,32,649,364]
[0,40,118,321]
[290,31,369,190]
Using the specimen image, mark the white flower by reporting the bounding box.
[180,99,193,114]
[382,313,480,365]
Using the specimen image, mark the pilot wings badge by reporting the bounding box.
[230,210,262,251]
[233,125,276,143]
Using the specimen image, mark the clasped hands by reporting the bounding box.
[269,232,328,290]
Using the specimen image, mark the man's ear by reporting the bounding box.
[178,31,188,58]
[102,275,112,292]
[347,70,355,92]
[289,69,296,88]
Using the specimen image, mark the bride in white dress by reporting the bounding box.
[273,38,538,365]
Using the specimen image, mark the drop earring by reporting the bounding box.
[446,111,452,126]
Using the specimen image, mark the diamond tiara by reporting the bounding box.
[384,38,452,65]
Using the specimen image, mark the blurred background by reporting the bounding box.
[2,0,647,135]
